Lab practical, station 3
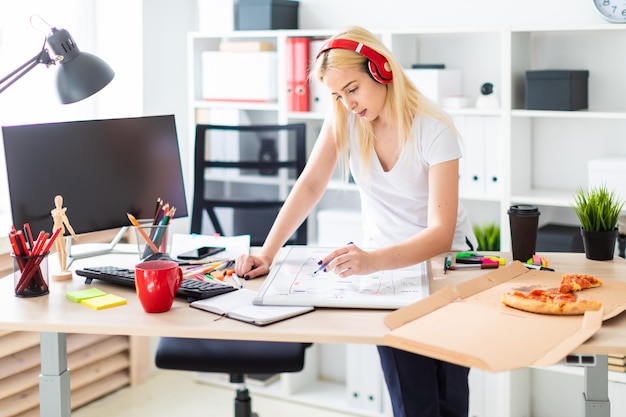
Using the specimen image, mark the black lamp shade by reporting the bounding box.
[47,27,114,104]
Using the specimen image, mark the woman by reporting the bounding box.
[235,26,476,417]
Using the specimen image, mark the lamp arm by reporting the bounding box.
[0,48,55,95]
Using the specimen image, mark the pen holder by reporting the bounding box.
[134,224,170,261]
[12,252,50,297]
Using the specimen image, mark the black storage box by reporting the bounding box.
[536,224,584,253]
[525,70,589,111]
[236,0,299,30]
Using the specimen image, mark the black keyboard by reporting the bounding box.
[76,266,237,301]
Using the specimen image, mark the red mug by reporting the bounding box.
[134,260,182,313]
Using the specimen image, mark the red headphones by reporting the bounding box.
[316,39,393,84]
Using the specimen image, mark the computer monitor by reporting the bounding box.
[2,114,188,258]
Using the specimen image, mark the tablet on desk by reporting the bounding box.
[253,246,430,309]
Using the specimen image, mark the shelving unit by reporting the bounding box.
[187,24,626,417]
[187,27,509,244]
[507,25,626,234]
[0,331,149,416]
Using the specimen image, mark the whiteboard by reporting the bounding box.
[253,246,430,309]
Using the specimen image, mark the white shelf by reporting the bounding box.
[512,109,626,120]
[286,111,327,120]
[538,364,626,384]
[193,100,280,112]
[204,173,296,187]
[187,25,626,417]
[510,189,576,208]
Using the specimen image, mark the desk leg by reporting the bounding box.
[583,354,610,417]
[40,332,71,417]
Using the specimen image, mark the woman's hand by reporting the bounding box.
[235,253,273,280]
[318,243,380,278]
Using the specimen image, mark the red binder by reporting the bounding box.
[286,37,309,112]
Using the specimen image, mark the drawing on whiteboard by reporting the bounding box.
[288,251,426,296]
[254,246,430,309]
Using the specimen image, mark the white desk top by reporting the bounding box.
[1,247,626,353]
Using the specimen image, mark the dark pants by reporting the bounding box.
[377,346,469,417]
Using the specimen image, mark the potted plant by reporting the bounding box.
[571,184,625,260]
[473,223,500,251]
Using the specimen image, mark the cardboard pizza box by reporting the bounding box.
[383,261,626,373]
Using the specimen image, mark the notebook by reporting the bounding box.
[190,288,314,326]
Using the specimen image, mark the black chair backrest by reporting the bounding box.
[191,123,307,246]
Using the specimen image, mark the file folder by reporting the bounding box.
[308,39,332,114]
[286,37,310,112]
[483,116,502,197]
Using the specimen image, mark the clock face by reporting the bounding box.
[594,0,626,23]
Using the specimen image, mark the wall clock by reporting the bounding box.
[593,0,626,23]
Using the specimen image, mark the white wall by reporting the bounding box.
[297,0,606,29]
[0,0,145,235]
[142,0,197,232]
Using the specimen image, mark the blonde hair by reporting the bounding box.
[313,26,457,180]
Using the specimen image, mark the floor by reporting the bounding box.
[72,371,356,417]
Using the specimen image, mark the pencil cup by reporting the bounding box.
[134,224,170,261]
[12,252,50,297]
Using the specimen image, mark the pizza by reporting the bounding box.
[501,289,602,315]
[501,273,603,315]
[559,273,603,294]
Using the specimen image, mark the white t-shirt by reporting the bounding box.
[348,114,477,251]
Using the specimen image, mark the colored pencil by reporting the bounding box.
[126,213,160,253]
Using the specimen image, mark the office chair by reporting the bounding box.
[156,123,310,417]
[190,123,308,246]
[155,339,308,417]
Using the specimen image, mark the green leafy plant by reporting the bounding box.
[572,184,625,232]
[473,223,500,251]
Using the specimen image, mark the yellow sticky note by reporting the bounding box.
[80,294,127,310]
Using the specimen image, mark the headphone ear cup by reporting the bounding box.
[367,60,392,84]
[316,38,393,84]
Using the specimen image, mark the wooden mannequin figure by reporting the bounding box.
[51,195,78,280]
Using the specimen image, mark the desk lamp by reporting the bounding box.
[0,18,114,104]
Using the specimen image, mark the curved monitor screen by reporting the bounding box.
[2,114,188,236]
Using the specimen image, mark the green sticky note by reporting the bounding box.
[66,288,108,303]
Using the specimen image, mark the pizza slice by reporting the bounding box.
[558,273,603,294]
[501,289,602,315]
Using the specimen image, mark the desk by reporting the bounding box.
[1,250,625,417]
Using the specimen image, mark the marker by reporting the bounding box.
[182,260,226,279]
[313,260,330,275]
[446,263,499,271]
[231,273,244,289]
[443,253,453,274]
[313,242,353,275]
[525,263,555,272]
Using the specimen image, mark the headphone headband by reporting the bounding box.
[316,38,393,84]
